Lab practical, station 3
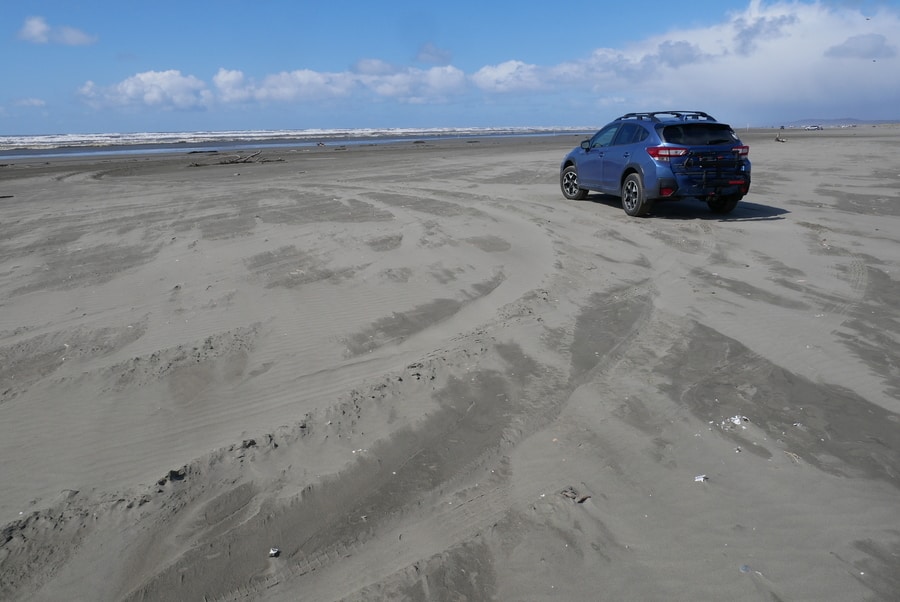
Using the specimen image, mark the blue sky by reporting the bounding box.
[3,0,898,135]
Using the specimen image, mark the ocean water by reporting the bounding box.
[0,126,590,160]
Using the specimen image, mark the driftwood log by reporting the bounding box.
[189,150,284,167]
[219,150,262,164]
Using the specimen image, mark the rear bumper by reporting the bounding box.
[652,173,750,200]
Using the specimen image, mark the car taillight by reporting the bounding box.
[733,145,749,157]
[646,146,688,161]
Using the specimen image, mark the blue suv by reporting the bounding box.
[560,111,751,216]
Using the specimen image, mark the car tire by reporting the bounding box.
[707,195,740,214]
[561,165,588,200]
[621,173,652,216]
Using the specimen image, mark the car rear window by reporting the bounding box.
[661,124,737,145]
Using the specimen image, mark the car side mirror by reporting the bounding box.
[580,140,591,150]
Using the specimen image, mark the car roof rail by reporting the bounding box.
[617,111,717,122]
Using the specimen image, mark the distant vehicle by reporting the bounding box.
[559,111,751,216]
[804,125,823,130]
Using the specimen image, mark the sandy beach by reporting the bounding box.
[2,128,899,601]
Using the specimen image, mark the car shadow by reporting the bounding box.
[581,194,788,221]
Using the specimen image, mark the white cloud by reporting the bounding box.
[470,1,900,120]
[19,16,49,43]
[422,65,466,94]
[207,64,466,106]
[358,70,413,97]
[79,71,211,110]
[732,12,798,55]
[72,2,900,124]
[254,70,357,102]
[416,42,452,66]
[826,33,896,59]
[471,61,544,92]
[354,59,396,76]
[55,25,97,46]
[213,68,252,103]
[655,41,708,68]
[18,16,96,45]
[636,1,900,115]
[358,65,466,100]
[15,98,47,108]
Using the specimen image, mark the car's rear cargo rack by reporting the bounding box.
[617,111,716,122]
